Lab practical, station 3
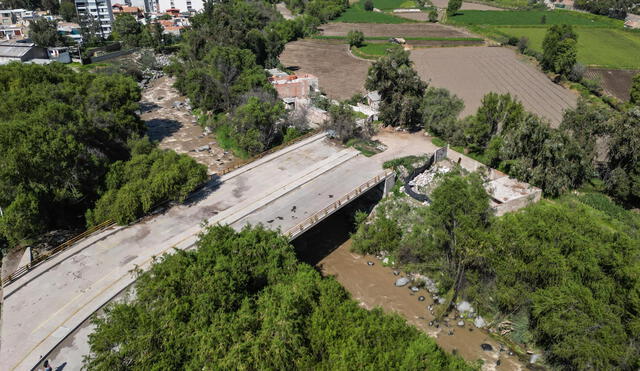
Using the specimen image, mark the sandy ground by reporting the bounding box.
[411,46,578,126]
[276,2,294,19]
[320,22,474,38]
[431,0,504,10]
[280,39,371,100]
[140,76,240,174]
[585,68,639,102]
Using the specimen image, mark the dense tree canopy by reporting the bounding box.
[84,225,473,370]
[28,18,70,47]
[0,63,143,244]
[573,0,639,19]
[631,73,640,105]
[353,174,640,370]
[542,24,578,77]
[366,48,427,130]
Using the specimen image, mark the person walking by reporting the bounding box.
[43,360,53,371]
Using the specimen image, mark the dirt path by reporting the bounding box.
[140,76,240,174]
[276,2,294,19]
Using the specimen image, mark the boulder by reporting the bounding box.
[457,320,465,327]
[474,316,487,328]
[456,301,474,314]
[481,343,493,352]
[394,277,410,287]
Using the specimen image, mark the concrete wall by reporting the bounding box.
[492,189,542,216]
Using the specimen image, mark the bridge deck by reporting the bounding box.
[0,133,391,370]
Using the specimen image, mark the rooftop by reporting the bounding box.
[484,176,540,204]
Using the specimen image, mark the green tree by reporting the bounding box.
[428,172,491,307]
[84,225,473,370]
[631,73,640,105]
[542,24,578,76]
[112,14,142,47]
[366,48,427,129]
[447,0,462,16]
[347,29,364,48]
[606,107,640,207]
[325,102,358,141]
[60,0,77,22]
[465,92,525,152]
[421,87,464,140]
[28,18,68,47]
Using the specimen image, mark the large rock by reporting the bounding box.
[474,316,487,328]
[457,301,474,314]
[395,277,410,287]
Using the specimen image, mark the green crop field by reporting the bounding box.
[495,27,640,68]
[353,42,399,58]
[447,10,622,27]
[373,0,417,10]
[334,1,414,23]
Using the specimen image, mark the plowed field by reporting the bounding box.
[411,46,577,126]
[279,39,371,100]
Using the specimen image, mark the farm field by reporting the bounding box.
[494,27,640,69]
[334,0,414,23]
[430,0,503,10]
[447,9,622,27]
[585,68,640,102]
[279,39,370,100]
[410,46,577,125]
[320,22,475,38]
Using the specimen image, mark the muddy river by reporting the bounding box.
[293,195,523,371]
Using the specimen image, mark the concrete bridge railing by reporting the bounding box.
[285,169,395,240]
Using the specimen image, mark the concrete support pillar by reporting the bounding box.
[383,173,396,197]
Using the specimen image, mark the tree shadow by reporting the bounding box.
[139,101,160,113]
[183,174,222,206]
[285,65,301,72]
[145,118,183,142]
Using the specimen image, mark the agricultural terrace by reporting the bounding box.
[494,27,640,69]
[410,46,577,125]
[333,0,415,23]
[320,22,475,38]
[446,9,640,69]
[430,0,503,11]
[447,10,623,27]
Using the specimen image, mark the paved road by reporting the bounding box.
[0,133,394,370]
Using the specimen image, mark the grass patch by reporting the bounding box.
[215,124,249,159]
[383,155,427,171]
[447,9,622,27]
[495,27,640,68]
[334,0,415,23]
[431,137,446,147]
[373,0,417,10]
[346,138,385,157]
[352,43,399,59]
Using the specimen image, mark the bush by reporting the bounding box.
[517,36,529,53]
[428,9,438,22]
[568,62,586,82]
[507,36,519,46]
[347,29,365,48]
[581,78,602,95]
[86,144,208,226]
[364,0,374,11]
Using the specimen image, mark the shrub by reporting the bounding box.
[507,36,519,46]
[447,0,462,16]
[364,0,374,11]
[347,29,365,48]
[568,62,586,82]
[428,9,438,22]
[517,36,529,53]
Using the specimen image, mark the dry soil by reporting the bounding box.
[585,68,639,102]
[320,22,475,38]
[411,46,578,126]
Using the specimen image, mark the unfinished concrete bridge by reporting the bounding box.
[0,132,396,370]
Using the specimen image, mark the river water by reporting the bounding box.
[293,192,524,371]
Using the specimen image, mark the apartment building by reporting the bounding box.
[74,0,115,37]
[154,0,203,13]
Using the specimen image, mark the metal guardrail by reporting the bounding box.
[1,219,115,287]
[285,170,393,239]
[218,130,321,176]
